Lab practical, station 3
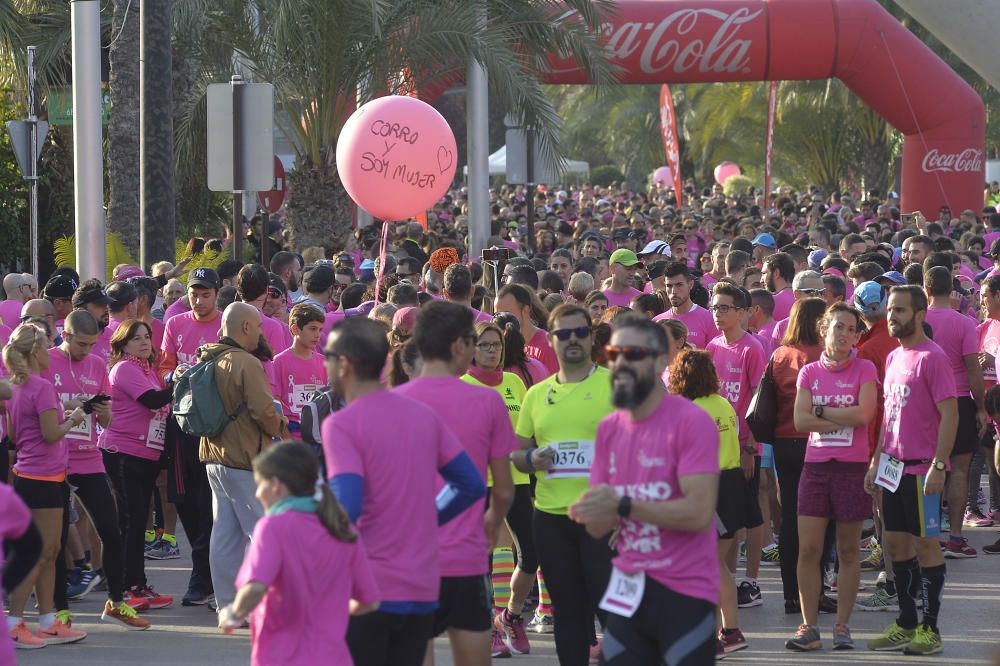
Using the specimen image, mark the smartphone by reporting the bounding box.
[901,213,914,223]
[82,394,111,414]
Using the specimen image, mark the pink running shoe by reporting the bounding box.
[495,608,531,655]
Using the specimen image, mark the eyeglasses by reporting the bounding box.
[551,326,592,341]
[605,345,660,362]
[797,288,826,296]
[475,342,503,351]
[709,304,743,314]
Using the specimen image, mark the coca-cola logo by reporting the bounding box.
[921,148,983,174]
[554,7,763,76]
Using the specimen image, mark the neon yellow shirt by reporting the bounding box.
[461,371,530,485]
[694,394,740,470]
[516,366,613,515]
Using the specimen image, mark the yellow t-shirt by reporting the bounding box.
[516,366,613,515]
[694,394,741,470]
[461,371,530,485]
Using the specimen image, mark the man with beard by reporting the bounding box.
[512,303,614,665]
[72,279,115,363]
[865,285,957,655]
[269,251,303,303]
[569,317,720,665]
[652,262,719,349]
[763,252,796,322]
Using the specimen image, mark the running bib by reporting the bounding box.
[874,453,903,493]
[599,567,645,618]
[146,409,167,450]
[290,383,317,414]
[810,427,852,448]
[544,440,595,479]
[67,413,93,441]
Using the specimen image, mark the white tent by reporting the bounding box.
[463,144,590,179]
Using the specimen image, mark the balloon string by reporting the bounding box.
[374,221,390,307]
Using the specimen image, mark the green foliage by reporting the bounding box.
[52,233,138,283]
[173,240,228,284]
[723,174,753,198]
[590,164,626,187]
[0,89,28,268]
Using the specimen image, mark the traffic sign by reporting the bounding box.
[6,120,48,178]
[206,80,274,192]
[257,156,286,213]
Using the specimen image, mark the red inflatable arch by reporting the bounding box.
[533,0,986,214]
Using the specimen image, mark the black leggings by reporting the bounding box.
[533,509,612,666]
[104,450,160,590]
[506,484,538,574]
[166,419,214,594]
[69,472,125,602]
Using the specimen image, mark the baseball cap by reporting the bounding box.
[187,267,220,290]
[609,248,641,267]
[114,265,145,281]
[612,227,630,240]
[43,275,78,300]
[752,233,777,249]
[506,220,518,229]
[853,281,887,314]
[638,240,671,257]
[304,265,336,293]
[391,306,418,333]
[105,281,137,308]
[333,253,354,266]
[72,283,115,308]
[268,273,287,297]
[878,271,906,285]
[807,249,828,269]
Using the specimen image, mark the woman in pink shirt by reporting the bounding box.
[787,303,877,651]
[219,441,378,665]
[3,324,87,647]
[101,320,175,611]
[492,312,549,388]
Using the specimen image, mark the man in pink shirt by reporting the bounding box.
[769,271,826,348]
[236,264,292,358]
[0,273,32,328]
[652,262,717,347]
[763,252,796,322]
[602,249,643,308]
[443,264,493,323]
[569,317,720,664]
[71,279,115,363]
[748,289,777,358]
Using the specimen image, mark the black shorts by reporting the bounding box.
[431,575,492,636]
[953,396,979,456]
[13,475,68,510]
[716,468,763,539]
[882,473,942,538]
[600,577,716,666]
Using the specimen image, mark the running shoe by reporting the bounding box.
[9,620,45,649]
[589,639,601,664]
[67,568,102,600]
[101,600,151,630]
[144,529,157,550]
[943,537,977,559]
[716,639,727,660]
[833,623,854,650]
[527,611,554,634]
[785,624,821,651]
[857,586,899,611]
[122,588,151,611]
[36,618,86,645]
[963,510,993,527]
[983,538,1000,554]
[875,570,888,587]
[818,594,838,614]
[859,544,883,571]
[859,535,877,552]
[867,621,915,651]
[783,599,800,615]
[490,630,511,658]
[760,544,780,565]
[132,585,173,609]
[145,538,181,560]
[989,509,1000,523]
[737,543,747,564]
[736,580,762,608]
[182,588,215,607]
[494,609,530,655]
[718,628,748,653]
[903,624,942,655]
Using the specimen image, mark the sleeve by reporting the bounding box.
[962,319,980,357]
[929,354,958,404]
[235,517,281,588]
[590,418,611,486]
[515,385,539,440]
[859,359,878,385]
[746,341,767,388]
[349,538,380,605]
[161,320,178,356]
[0,484,32,540]
[677,406,721,476]
[112,363,143,401]
[322,415,364,480]
[796,363,812,390]
[37,380,60,415]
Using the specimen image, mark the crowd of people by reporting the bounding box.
[0,177,999,665]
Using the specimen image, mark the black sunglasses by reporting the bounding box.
[551,326,592,341]
[605,345,659,362]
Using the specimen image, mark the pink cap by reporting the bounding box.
[115,265,145,281]
[392,306,418,333]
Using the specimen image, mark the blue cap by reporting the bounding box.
[360,258,376,270]
[879,271,906,285]
[853,281,887,313]
[752,233,776,249]
[808,249,828,269]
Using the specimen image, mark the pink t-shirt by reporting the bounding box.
[100,359,167,461]
[0,482,31,666]
[770,317,790,349]
[702,273,719,288]
[9,375,65,477]
[507,356,551,387]
[43,348,111,475]
[149,317,165,351]
[236,512,378,666]
[756,319,778,358]
[979,318,1000,387]
[603,287,642,308]
[320,311,346,348]
[707,331,766,446]
[924,307,978,398]
[653,303,719,349]
[321,391,464,603]
[0,324,11,346]
[163,297,191,322]
[797,358,878,463]
[470,307,493,324]
[162,311,222,366]
[93,326,114,364]
[591,394,720,605]
[0,300,23,329]
[771,289,795,322]
[526,328,560,375]
[269,349,326,430]
[394,376,517,576]
[260,313,292,357]
[882,340,957,474]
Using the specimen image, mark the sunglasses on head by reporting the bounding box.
[267,288,283,299]
[551,326,592,341]
[605,345,659,362]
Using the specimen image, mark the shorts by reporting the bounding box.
[431,575,492,636]
[716,468,763,539]
[760,443,774,470]
[600,577,716,666]
[797,461,871,522]
[882,473,942,538]
[746,455,761,498]
[13,475,69,510]
[953,396,979,456]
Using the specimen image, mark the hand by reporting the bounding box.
[92,399,112,421]
[864,464,879,497]
[740,451,755,480]
[174,364,190,378]
[218,605,242,634]
[979,352,995,374]
[913,211,927,230]
[483,507,503,550]
[64,396,84,410]
[531,447,555,472]
[568,484,619,533]
[923,466,946,496]
[166,256,192,280]
[67,407,85,426]
[976,408,990,438]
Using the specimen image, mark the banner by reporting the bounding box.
[765,80,777,205]
[659,84,683,206]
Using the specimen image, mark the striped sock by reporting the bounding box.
[536,568,552,615]
[490,548,515,611]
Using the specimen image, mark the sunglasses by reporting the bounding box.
[797,288,826,296]
[605,345,660,362]
[551,326,592,341]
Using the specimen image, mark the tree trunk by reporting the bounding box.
[107,0,141,256]
[284,158,354,254]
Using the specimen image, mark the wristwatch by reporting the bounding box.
[617,495,633,519]
[813,405,824,418]
[931,459,947,471]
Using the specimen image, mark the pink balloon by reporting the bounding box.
[336,95,458,220]
[714,161,741,186]
[653,166,673,185]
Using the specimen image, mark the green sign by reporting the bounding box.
[47,86,111,126]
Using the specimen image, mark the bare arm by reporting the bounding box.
[820,381,878,428]
[39,407,84,443]
[218,581,267,631]
[792,387,842,433]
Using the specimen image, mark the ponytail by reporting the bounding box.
[3,324,46,385]
[315,482,357,543]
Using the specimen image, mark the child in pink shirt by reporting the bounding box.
[220,441,378,666]
[269,304,327,439]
